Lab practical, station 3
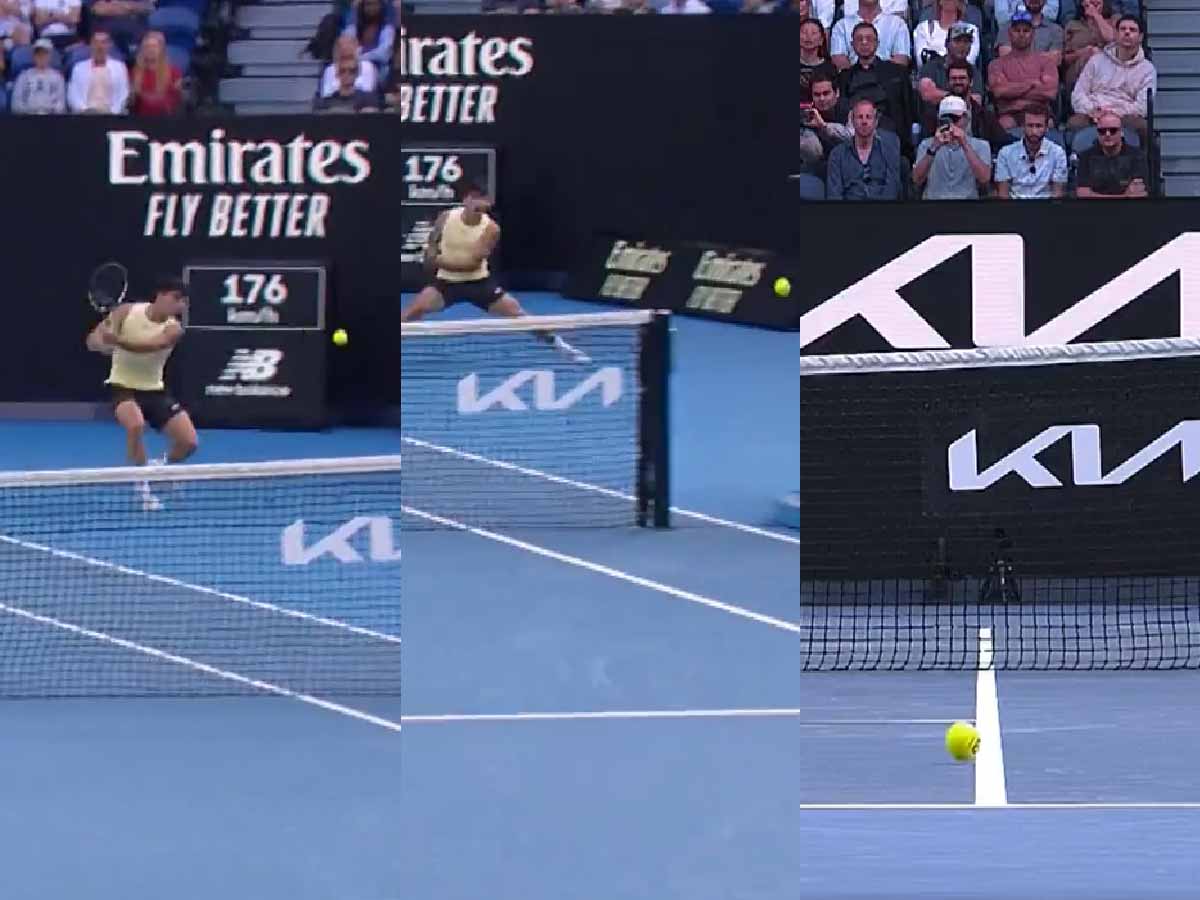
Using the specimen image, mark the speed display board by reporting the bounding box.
[178,260,328,429]
[400,146,497,290]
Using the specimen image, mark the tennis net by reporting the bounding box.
[800,338,1200,670]
[401,310,670,528]
[0,456,400,697]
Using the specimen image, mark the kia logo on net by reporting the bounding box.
[948,421,1200,491]
[457,368,623,414]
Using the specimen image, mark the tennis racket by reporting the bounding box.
[88,261,129,315]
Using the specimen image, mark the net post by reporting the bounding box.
[638,310,671,528]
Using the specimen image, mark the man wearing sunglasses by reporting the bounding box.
[1075,109,1149,198]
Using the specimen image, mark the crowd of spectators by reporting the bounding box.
[791,0,1156,200]
[0,0,190,114]
[307,0,400,113]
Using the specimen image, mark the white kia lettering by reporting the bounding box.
[948,421,1200,491]
[800,233,1200,349]
[457,368,623,414]
[281,516,402,565]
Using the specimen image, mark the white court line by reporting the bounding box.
[404,707,805,724]
[799,803,1200,810]
[402,709,968,725]
[0,600,402,733]
[0,533,400,645]
[974,627,1008,806]
[402,503,801,634]
[402,436,799,546]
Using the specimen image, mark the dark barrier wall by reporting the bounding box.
[797,201,1200,354]
[2,116,402,408]
[801,350,1200,578]
[401,17,798,274]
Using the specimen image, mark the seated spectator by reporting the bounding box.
[321,35,378,98]
[660,0,711,11]
[913,95,993,199]
[1075,109,1148,198]
[831,0,910,70]
[923,59,1011,146]
[994,105,1068,198]
[993,0,1059,26]
[32,0,79,50]
[917,24,983,119]
[838,23,912,146]
[314,57,378,113]
[88,0,154,59]
[382,30,400,110]
[0,0,33,47]
[779,0,836,28]
[799,73,852,178]
[1063,0,1117,89]
[67,29,129,113]
[342,0,394,71]
[988,10,1059,130]
[841,0,909,20]
[826,97,903,200]
[799,17,835,84]
[914,0,979,67]
[11,36,65,112]
[128,30,180,116]
[1068,16,1155,140]
[996,0,1064,68]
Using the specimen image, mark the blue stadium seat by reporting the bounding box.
[10,45,64,79]
[794,173,827,200]
[149,7,202,47]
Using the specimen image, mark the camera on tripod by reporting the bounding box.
[980,527,1021,603]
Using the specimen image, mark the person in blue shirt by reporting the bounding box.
[826,97,903,200]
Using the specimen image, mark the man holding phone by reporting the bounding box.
[799,73,852,177]
[912,95,993,199]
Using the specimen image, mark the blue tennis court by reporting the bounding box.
[3,294,1199,899]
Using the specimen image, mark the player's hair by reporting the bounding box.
[154,275,188,298]
[459,181,488,201]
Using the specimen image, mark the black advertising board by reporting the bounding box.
[400,145,497,291]
[799,345,1200,578]
[565,234,800,330]
[178,261,327,428]
[401,17,798,272]
[795,203,1200,354]
[0,115,400,410]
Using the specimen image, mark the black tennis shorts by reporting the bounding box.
[432,277,506,311]
[110,386,186,431]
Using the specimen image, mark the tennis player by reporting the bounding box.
[85,275,198,510]
[401,182,589,363]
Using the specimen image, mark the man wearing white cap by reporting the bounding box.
[912,94,993,199]
[11,37,65,114]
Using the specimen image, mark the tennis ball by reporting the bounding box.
[773,277,791,298]
[332,328,349,347]
[945,721,980,762]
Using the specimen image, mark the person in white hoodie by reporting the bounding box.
[1069,15,1156,145]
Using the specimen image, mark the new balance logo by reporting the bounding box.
[206,348,291,398]
[948,421,1200,491]
[219,349,283,382]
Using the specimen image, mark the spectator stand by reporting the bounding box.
[1147,0,1200,195]
[1,0,212,113]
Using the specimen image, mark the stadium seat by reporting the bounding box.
[149,7,202,47]
[794,173,826,200]
[166,43,192,75]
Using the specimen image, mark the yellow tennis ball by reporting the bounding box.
[945,721,980,762]
[773,277,791,298]
[332,328,348,347]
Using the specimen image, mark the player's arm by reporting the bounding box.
[86,303,130,353]
[474,220,501,262]
[423,211,449,270]
[437,221,502,273]
[115,319,184,353]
